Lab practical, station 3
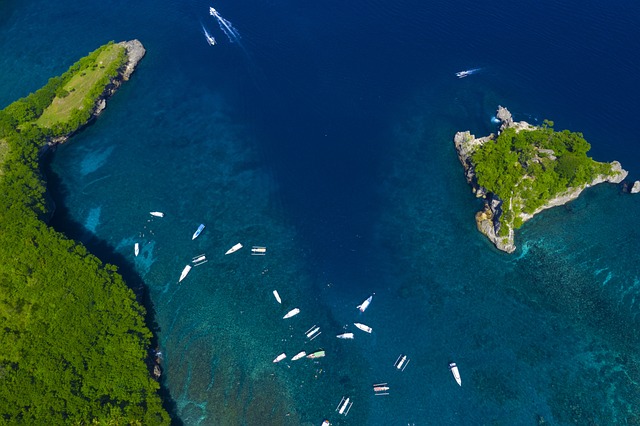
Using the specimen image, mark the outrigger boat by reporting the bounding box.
[134,243,139,257]
[251,246,267,255]
[178,265,192,283]
[272,290,282,304]
[192,254,207,266]
[373,382,390,396]
[306,349,325,359]
[225,243,243,255]
[449,362,462,386]
[394,354,410,371]
[357,294,373,312]
[335,397,353,416]
[192,224,205,240]
[273,353,286,363]
[336,333,354,340]
[291,351,306,361]
[354,322,372,333]
[150,211,164,218]
[305,325,321,340]
[283,308,300,319]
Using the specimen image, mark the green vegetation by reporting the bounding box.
[470,122,615,235]
[0,43,170,424]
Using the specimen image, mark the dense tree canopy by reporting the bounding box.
[0,43,169,424]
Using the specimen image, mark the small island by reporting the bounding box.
[454,106,628,253]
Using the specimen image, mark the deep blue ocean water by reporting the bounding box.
[2,0,640,424]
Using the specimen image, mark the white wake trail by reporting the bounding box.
[209,7,241,43]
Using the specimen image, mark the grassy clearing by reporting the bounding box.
[36,43,125,128]
[0,138,7,175]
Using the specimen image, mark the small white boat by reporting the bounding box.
[192,224,205,240]
[251,246,267,255]
[394,354,410,371]
[291,351,306,361]
[373,382,390,396]
[335,397,353,416]
[354,322,372,333]
[449,362,462,386]
[225,243,243,255]
[321,421,330,426]
[201,25,216,46]
[357,294,373,312]
[283,308,300,319]
[134,243,139,257]
[305,325,321,340]
[178,265,192,283]
[336,333,354,340]
[455,68,480,78]
[150,211,164,218]
[273,353,286,363]
[192,254,207,266]
[272,290,282,304]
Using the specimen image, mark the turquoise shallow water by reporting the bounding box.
[2,0,640,424]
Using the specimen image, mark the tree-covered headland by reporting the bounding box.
[454,107,626,253]
[0,42,170,424]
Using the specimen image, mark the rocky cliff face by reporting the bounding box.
[453,106,628,254]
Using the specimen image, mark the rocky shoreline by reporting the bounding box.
[454,106,629,253]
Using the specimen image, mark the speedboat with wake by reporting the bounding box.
[201,25,216,46]
[455,68,480,78]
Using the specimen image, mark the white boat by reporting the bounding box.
[373,382,390,396]
[225,243,243,255]
[449,362,462,386]
[201,25,216,46]
[305,325,321,340]
[150,211,164,218]
[291,351,306,361]
[273,353,286,363]
[192,224,205,240]
[394,354,410,371]
[335,397,353,416]
[283,308,300,319]
[321,421,330,426]
[272,290,282,304]
[178,265,192,283]
[134,243,139,257]
[336,333,354,340]
[251,246,267,255]
[192,254,207,266]
[357,294,373,312]
[354,322,372,333]
[455,68,480,78]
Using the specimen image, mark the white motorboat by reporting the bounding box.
[134,243,139,257]
[225,243,243,255]
[272,290,282,304]
[354,322,372,333]
[283,308,300,319]
[178,265,192,283]
[201,25,216,46]
[336,333,354,340]
[291,351,306,361]
[394,354,410,371]
[449,362,462,386]
[251,246,267,255]
[273,353,286,363]
[455,68,480,78]
[192,254,207,266]
[150,211,164,218]
[192,224,205,240]
[305,325,321,340]
[321,421,330,426]
[373,383,390,396]
[357,294,373,312]
[335,397,353,416]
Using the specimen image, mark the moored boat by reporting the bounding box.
[273,290,282,304]
[283,308,300,319]
[225,243,243,255]
[305,325,321,340]
[357,294,373,312]
[335,397,353,416]
[306,350,325,359]
[251,246,267,255]
[321,421,330,426]
[336,333,354,340]
[394,354,410,371]
[273,353,286,363]
[354,322,372,333]
[134,243,139,257]
[178,265,192,283]
[449,362,462,386]
[192,224,205,240]
[291,351,306,361]
[150,211,164,218]
[373,382,390,395]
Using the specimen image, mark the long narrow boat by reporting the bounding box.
[354,322,372,333]
[225,243,243,255]
[134,243,139,257]
[306,350,325,359]
[357,294,373,312]
[150,211,164,218]
[291,351,306,361]
[336,333,354,340]
[373,382,390,395]
[272,290,282,304]
[394,354,410,371]
[305,325,321,340]
[273,353,286,363]
[283,308,300,319]
[192,224,205,240]
[251,246,267,255]
[449,362,462,386]
[335,397,353,416]
[178,265,192,283]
